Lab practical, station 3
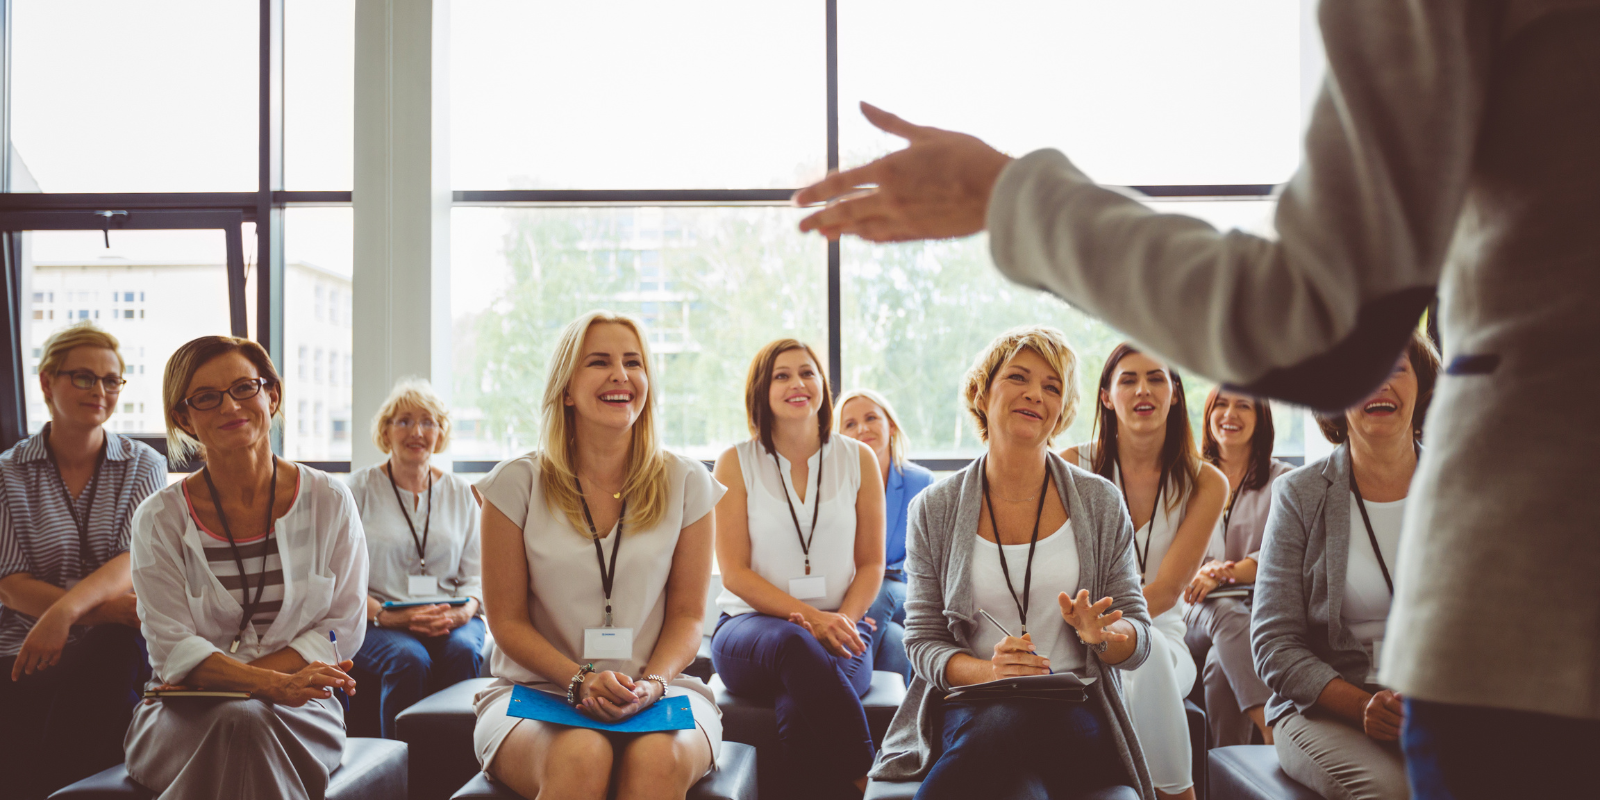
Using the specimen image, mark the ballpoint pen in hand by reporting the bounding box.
[977,609,1052,674]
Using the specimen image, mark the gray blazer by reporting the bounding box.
[869,453,1156,800]
[1252,443,1418,725]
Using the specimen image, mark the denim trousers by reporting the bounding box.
[711,611,878,800]
[0,624,150,800]
[867,576,912,684]
[352,616,486,739]
[918,697,1128,800]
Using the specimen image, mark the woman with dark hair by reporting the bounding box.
[1182,389,1294,747]
[1253,329,1440,800]
[126,336,368,800]
[1064,344,1226,800]
[711,339,886,800]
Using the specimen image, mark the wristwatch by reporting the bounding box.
[1077,631,1110,655]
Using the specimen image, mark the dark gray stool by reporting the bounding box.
[449,740,757,800]
[395,677,496,800]
[865,779,1141,799]
[710,670,906,800]
[48,737,408,800]
[1188,699,1210,800]
[1207,745,1321,800]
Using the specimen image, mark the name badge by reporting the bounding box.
[583,627,635,660]
[407,574,440,598]
[788,575,827,600]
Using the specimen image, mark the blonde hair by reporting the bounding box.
[39,321,125,378]
[961,325,1081,444]
[162,336,284,465]
[835,388,908,469]
[371,377,453,454]
[539,311,669,535]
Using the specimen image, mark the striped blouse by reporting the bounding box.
[184,482,286,631]
[0,427,168,658]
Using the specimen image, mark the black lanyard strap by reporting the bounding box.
[1349,476,1395,596]
[981,463,1051,636]
[384,463,434,570]
[42,423,108,574]
[772,444,825,576]
[202,458,278,654]
[576,478,626,628]
[1117,459,1170,577]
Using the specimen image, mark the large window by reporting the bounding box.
[449,1,1311,467]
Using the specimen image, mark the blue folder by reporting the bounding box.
[506,684,695,733]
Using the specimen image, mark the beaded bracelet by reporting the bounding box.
[566,663,596,706]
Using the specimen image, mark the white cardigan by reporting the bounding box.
[130,464,369,685]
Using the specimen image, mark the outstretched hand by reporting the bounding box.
[1058,590,1128,646]
[793,103,1012,242]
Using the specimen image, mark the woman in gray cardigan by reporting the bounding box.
[870,326,1156,800]
[1252,329,1439,800]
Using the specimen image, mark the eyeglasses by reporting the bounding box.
[182,378,272,411]
[59,370,127,393]
[392,418,439,431]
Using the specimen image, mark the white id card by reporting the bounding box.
[788,575,827,600]
[583,627,635,660]
[407,575,440,597]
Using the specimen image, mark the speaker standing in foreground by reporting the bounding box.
[126,336,368,800]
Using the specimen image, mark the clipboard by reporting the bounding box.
[506,684,696,733]
[382,597,471,609]
[944,671,1097,703]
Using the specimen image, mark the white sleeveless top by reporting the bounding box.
[717,437,862,616]
[1074,443,1191,587]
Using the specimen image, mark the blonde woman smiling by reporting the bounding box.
[473,311,723,800]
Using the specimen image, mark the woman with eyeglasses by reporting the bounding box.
[346,378,484,739]
[124,336,368,800]
[0,322,166,800]
[1064,344,1227,800]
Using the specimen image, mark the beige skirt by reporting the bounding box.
[472,677,723,777]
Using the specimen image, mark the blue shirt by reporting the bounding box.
[884,461,936,573]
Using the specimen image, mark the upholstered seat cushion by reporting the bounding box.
[395,677,496,800]
[865,779,1141,800]
[47,737,408,800]
[1208,745,1321,800]
[449,740,757,800]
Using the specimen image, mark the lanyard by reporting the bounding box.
[576,478,626,628]
[383,463,434,570]
[42,423,107,574]
[1349,476,1395,596]
[981,464,1051,636]
[1117,459,1170,577]
[772,444,825,576]
[202,458,278,654]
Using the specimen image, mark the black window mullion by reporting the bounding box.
[825,0,842,396]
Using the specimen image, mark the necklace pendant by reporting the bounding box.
[613,492,621,499]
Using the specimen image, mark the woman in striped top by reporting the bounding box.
[0,322,166,800]
[124,336,369,800]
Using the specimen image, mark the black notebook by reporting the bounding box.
[944,671,1097,703]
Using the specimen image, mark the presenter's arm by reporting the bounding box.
[1144,463,1226,617]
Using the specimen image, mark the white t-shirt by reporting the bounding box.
[1345,493,1406,680]
[475,452,725,689]
[347,464,482,605]
[717,437,862,616]
[970,520,1086,675]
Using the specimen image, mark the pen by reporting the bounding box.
[976,609,1052,674]
[329,631,339,663]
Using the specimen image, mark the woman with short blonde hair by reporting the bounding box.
[126,335,368,800]
[348,378,483,739]
[473,311,724,800]
[0,322,165,798]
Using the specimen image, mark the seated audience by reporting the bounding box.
[126,336,368,800]
[1183,389,1294,746]
[348,378,484,739]
[472,311,723,800]
[1253,329,1440,800]
[872,325,1156,800]
[711,339,886,800]
[837,387,933,684]
[1065,344,1226,800]
[0,323,165,799]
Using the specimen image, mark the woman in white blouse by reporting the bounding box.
[126,336,368,800]
[348,378,484,739]
[473,311,723,800]
[711,339,886,800]
[1064,344,1226,800]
